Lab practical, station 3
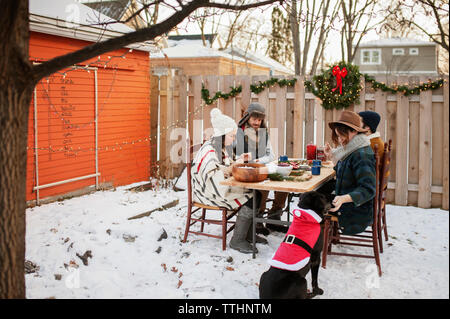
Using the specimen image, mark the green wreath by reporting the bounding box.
[305,61,362,110]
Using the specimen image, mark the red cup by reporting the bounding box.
[306,144,317,160]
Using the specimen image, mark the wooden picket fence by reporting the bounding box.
[151,74,449,210]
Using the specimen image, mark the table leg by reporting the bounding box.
[252,189,256,259]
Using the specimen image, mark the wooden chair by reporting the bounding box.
[321,145,382,276]
[377,139,392,253]
[182,144,238,250]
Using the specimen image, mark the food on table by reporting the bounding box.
[268,172,312,182]
[268,173,284,181]
[289,170,304,176]
[277,162,291,167]
[276,164,293,176]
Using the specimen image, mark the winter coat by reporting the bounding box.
[334,145,376,235]
[191,140,252,210]
[235,121,275,164]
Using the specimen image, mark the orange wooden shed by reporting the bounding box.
[27,1,154,205]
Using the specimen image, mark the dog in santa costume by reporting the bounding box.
[259,191,330,299]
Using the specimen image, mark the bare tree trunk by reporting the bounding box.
[0,0,34,299]
[0,0,281,299]
[289,0,301,75]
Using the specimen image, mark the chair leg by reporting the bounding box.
[372,222,382,277]
[378,223,384,254]
[222,209,227,251]
[200,208,206,232]
[183,205,193,243]
[382,207,388,241]
[321,218,331,269]
[331,221,340,244]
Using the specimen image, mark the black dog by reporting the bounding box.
[259,191,331,299]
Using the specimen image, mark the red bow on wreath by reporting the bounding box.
[331,65,347,95]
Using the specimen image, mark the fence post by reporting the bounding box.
[375,89,387,141]
[275,76,287,156]
[150,75,159,177]
[354,75,365,113]
[236,75,250,123]
[203,75,219,141]
[443,76,449,210]
[188,75,203,147]
[395,91,409,206]
[220,75,235,118]
[418,77,433,208]
[315,98,324,146]
[293,76,304,158]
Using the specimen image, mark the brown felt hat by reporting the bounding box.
[328,110,369,133]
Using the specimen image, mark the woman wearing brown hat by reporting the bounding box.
[320,110,377,235]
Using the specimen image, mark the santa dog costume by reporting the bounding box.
[268,208,322,271]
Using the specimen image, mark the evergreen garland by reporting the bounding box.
[201,78,297,105]
[200,63,444,108]
[363,74,444,96]
[250,77,297,94]
[201,84,242,105]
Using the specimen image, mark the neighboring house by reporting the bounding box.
[28,0,153,205]
[151,34,294,76]
[222,47,294,76]
[354,38,439,76]
[167,34,219,48]
[83,0,147,30]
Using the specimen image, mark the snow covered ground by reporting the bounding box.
[25,181,449,299]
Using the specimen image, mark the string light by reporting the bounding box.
[27,99,207,155]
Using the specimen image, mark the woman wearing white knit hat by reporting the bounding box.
[191,108,266,253]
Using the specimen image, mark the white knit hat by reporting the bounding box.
[210,108,237,137]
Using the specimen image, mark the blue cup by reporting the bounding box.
[312,160,322,167]
[279,155,288,162]
[311,165,321,175]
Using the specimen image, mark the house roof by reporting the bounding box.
[152,43,254,64]
[29,0,154,52]
[222,47,294,75]
[83,0,131,21]
[168,34,217,46]
[358,37,436,48]
[153,37,294,75]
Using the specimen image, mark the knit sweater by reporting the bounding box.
[235,121,275,165]
[191,141,252,210]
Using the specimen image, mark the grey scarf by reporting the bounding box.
[332,134,370,162]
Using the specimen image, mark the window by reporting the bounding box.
[409,48,419,55]
[361,49,381,65]
[393,48,405,55]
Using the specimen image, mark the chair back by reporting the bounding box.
[379,139,392,207]
[373,144,381,225]
[186,143,202,207]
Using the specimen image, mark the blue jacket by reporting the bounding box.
[334,145,376,235]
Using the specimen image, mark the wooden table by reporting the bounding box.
[220,166,335,258]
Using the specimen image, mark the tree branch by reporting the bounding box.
[31,0,282,83]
